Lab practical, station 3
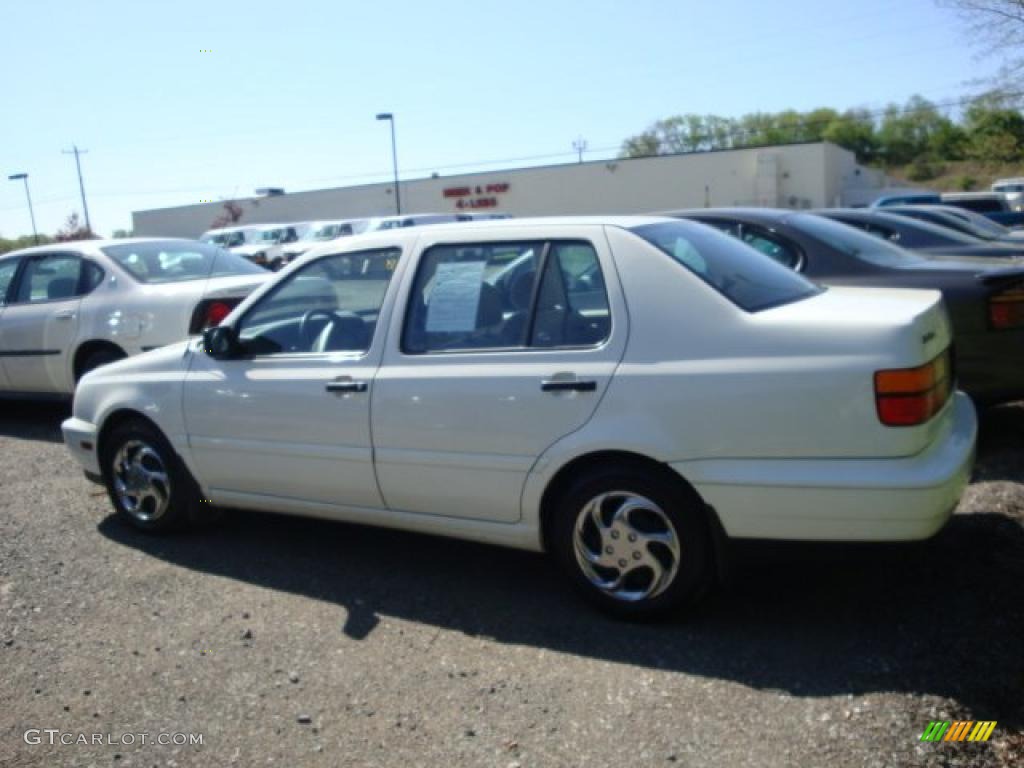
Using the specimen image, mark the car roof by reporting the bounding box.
[0,237,202,259]
[297,215,681,258]
[663,207,797,222]
[942,191,1005,200]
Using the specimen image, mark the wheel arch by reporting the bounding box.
[73,340,127,382]
[96,408,164,466]
[537,449,731,580]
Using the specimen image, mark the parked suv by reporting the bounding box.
[201,224,308,269]
[991,177,1024,211]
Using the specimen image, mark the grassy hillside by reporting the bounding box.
[886,160,1024,193]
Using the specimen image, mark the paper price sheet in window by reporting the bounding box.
[425,261,488,333]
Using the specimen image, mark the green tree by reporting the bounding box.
[822,109,880,162]
[0,233,54,255]
[876,95,956,166]
[55,212,95,242]
[963,92,1024,162]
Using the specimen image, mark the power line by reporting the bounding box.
[5,89,1019,219]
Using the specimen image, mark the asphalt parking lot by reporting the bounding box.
[1,401,1021,768]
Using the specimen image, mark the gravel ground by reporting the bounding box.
[0,400,1021,768]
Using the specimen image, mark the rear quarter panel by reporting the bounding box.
[522,225,952,527]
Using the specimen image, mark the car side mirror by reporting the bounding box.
[203,326,242,360]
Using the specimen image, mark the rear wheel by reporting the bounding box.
[100,419,203,533]
[76,346,125,382]
[551,465,712,619]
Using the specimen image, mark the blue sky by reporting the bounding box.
[0,0,1000,236]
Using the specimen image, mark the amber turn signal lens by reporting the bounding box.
[874,349,952,427]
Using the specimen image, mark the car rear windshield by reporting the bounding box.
[947,198,1005,213]
[630,221,821,312]
[102,241,266,283]
[787,214,926,267]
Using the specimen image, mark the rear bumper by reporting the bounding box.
[672,392,977,542]
[61,416,101,477]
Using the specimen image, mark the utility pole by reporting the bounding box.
[572,135,588,164]
[62,144,92,233]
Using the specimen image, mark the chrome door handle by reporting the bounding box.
[541,379,597,393]
[54,310,76,320]
[326,380,368,393]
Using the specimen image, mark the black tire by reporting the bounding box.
[550,463,713,620]
[99,418,204,533]
[76,346,126,382]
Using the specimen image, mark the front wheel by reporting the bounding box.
[99,419,204,533]
[551,465,713,619]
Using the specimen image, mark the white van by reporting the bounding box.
[991,178,1024,211]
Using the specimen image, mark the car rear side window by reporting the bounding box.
[403,240,611,353]
[103,241,265,283]
[630,222,819,312]
[14,254,84,303]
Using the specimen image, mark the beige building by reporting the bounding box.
[132,141,890,238]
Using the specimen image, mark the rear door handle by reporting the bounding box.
[326,380,368,394]
[54,310,75,320]
[541,379,597,393]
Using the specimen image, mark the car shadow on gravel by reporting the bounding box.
[97,502,1024,728]
[0,399,68,443]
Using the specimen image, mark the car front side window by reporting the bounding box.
[235,248,399,356]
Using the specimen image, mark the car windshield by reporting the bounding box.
[943,207,1011,236]
[304,224,341,241]
[203,231,248,247]
[897,208,999,241]
[630,221,821,312]
[102,241,266,283]
[886,214,988,246]
[787,214,925,267]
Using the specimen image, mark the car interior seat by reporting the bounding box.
[313,311,370,352]
[47,277,78,300]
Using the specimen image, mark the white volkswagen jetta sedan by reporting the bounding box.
[62,217,976,617]
[0,239,267,396]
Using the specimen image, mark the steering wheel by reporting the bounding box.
[298,309,337,350]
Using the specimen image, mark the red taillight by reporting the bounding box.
[205,301,232,328]
[989,288,1024,329]
[874,349,952,427]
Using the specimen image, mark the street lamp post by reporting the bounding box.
[376,113,401,215]
[7,173,39,245]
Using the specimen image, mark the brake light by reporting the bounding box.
[205,301,232,328]
[989,288,1024,329]
[874,349,952,427]
[189,298,240,334]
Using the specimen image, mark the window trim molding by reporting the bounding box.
[400,237,612,356]
[230,246,401,359]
